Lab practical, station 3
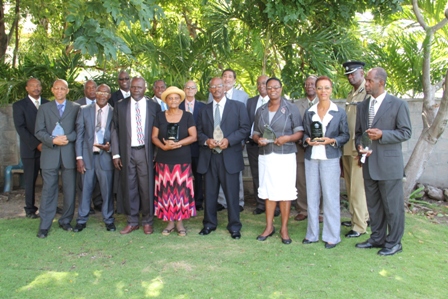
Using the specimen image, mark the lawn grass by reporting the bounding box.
[0,210,447,299]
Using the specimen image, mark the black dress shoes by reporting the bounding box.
[198,227,216,235]
[36,229,48,238]
[26,213,39,219]
[230,231,241,239]
[59,223,73,231]
[73,223,86,232]
[217,204,226,211]
[281,238,292,245]
[325,242,337,249]
[253,208,265,215]
[256,227,275,241]
[302,238,318,244]
[106,223,116,231]
[345,230,365,238]
[56,207,63,214]
[378,243,402,256]
[239,206,244,212]
[341,221,352,227]
[355,241,383,249]
[89,208,96,215]
[195,205,204,211]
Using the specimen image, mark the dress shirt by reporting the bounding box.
[56,100,66,115]
[225,88,234,100]
[186,99,195,113]
[370,91,387,115]
[309,101,339,160]
[85,97,95,105]
[130,97,147,147]
[213,96,227,121]
[307,96,318,107]
[121,89,130,98]
[94,104,110,151]
[29,95,41,109]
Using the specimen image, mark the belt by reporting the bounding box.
[93,151,100,155]
[131,145,145,150]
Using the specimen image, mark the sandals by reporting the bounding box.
[162,227,175,236]
[177,229,187,237]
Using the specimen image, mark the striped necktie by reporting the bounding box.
[135,102,144,145]
[369,99,377,128]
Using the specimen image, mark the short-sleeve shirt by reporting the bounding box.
[154,111,195,164]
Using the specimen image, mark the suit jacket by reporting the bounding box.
[13,96,49,159]
[355,93,412,180]
[111,97,161,196]
[197,99,250,175]
[75,97,95,106]
[179,100,205,157]
[208,88,249,106]
[108,90,127,108]
[75,103,114,171]
[35,100,80,169]
[246,95,262,126]
[293,98,313,161]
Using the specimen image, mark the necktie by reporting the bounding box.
[96,109,102,132]
[369,99,377,128]
[188,102,193,113]
[261,98,266,106]
[57,104,63,117]
[309,101,313,108]
[135,102,144,145]
[35,100,39,109]
[214,104,221,129]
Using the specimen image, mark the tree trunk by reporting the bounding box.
[0,0,8,62]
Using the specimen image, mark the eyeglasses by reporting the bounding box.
[118,77,130,81]
[96,91,110,96]
[209,84,223,89]
[266,86,281,91]
[53,87,67,91]
[316,86,332,91]
[185,87,197,90]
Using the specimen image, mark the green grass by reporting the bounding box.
[0,210,447,299]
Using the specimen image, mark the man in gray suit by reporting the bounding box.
[208,69,249,211]
[355,67,411,256]
[74,84,115,232]
[76,80,97,106]
[198,77,250,239]
[111,77,161,235]
[35,79,81,238]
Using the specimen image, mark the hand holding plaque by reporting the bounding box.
[311,121,324,142]
[359,132,372,163]
[262,124,276,143]
[52,122,65,137]
[213,124,224,153]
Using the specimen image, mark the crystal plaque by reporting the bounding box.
[96,128,105,145]
[263,124,276,143]
[359,132,372,163]
[213,125,224,153]
[52,122,65,137]
[311,121,324,142]
[167,123,179,142]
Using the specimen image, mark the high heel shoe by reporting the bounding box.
[256,227,275,241]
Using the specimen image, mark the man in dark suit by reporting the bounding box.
[13,78,49,218]
[197,77,250,239]
[180,80,206,210]
[74,84,115,232]
[109,70,131,108]
[355,67,412,256]
[75,80,97,106]
[34,79,81,238]
[151,80,167,111]
[111,76,161,235]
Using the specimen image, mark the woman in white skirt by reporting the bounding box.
[302,76,349,249]
[253,77,304,244]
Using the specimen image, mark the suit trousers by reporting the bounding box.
[203,153,242,232]
[364,177,405,248]
[295,158,308,214]
[246,142,263,210]
[39,164,76,230]
[342,155,369,233]
[22,157,40,214]
[127,147,153,226]
[305,158,341,244]
[217,172,244,208]
[77,154,114,225]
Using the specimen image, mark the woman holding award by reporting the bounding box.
[302,76,349,249]
[151,86,197,236]
[252,77,304,244]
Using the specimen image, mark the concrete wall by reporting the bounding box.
[1,99,447,190]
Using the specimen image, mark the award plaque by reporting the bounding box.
[167,123,179,142]
[359,132,372,163]
[311,121,324,142]
[213,125,224,153]
[96,128,105,145]
[52,122,65,137]
[263,124,276,143]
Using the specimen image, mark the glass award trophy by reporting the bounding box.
[263,124,276,143]
[213,124,224,153]
[167,123,179,142]
[96,128,105,145]
[311,121,324,142]
[359,132,372,163]
[52,122,65,137]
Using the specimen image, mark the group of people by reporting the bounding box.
[13,63,411,256]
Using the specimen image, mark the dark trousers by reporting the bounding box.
[191,156,204,206]
[364,178,405,248]
[203,153,241,232]
[22,157,40,214]
[127,147,153,226]
[246,142,263,210]
[39,163,76,230]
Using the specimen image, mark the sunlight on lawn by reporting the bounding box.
[19,271,76,291]
[142,277,163,297]
[379,269,403,281]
